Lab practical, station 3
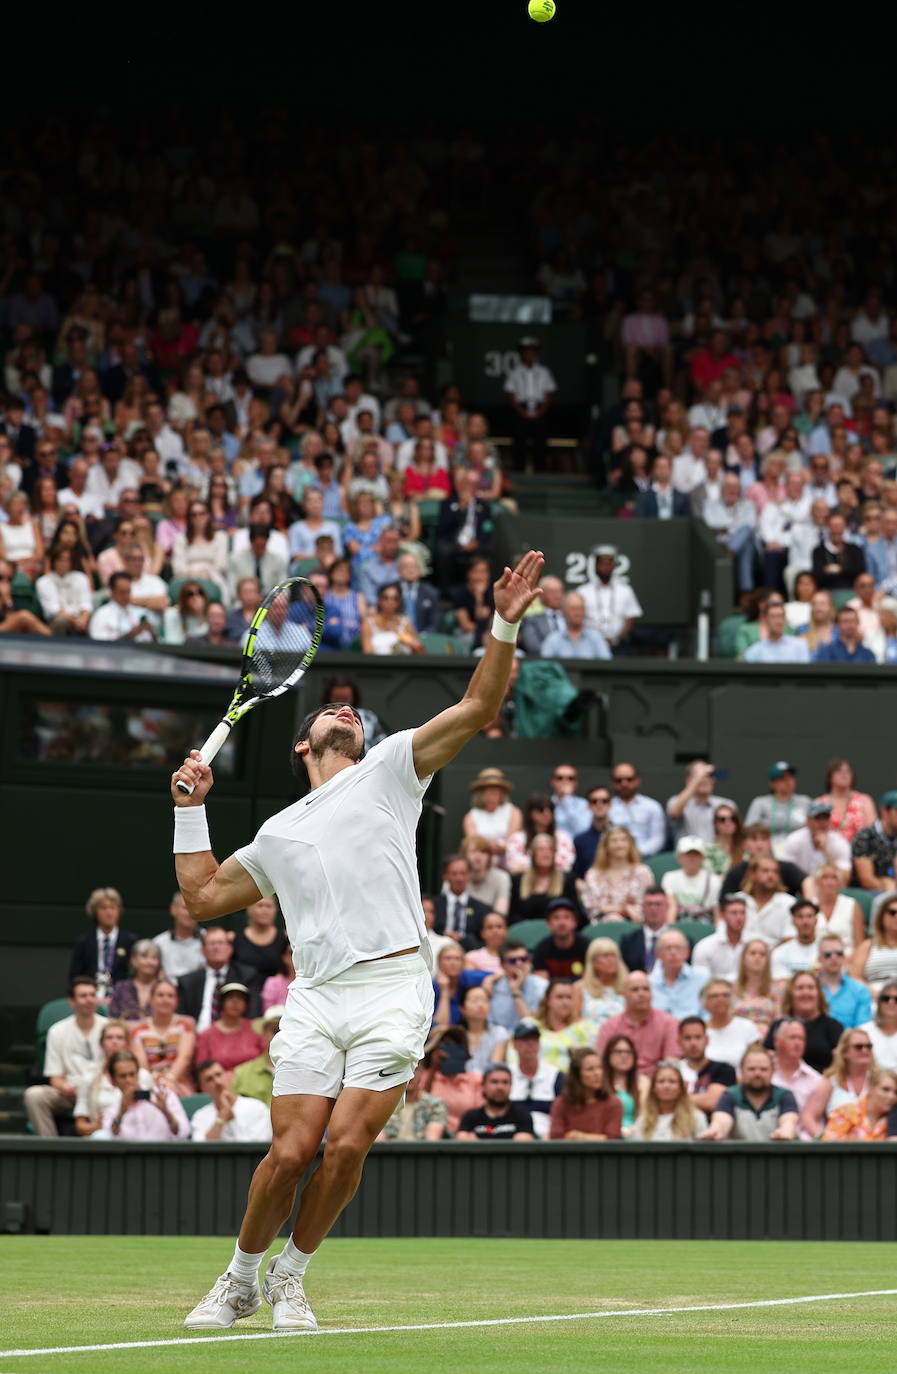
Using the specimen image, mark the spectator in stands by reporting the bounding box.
[732,940,781,1032]
[459,984,508,1073]
[701,979,760,1069]
[230,896,288,985]
[720,823,806,901]
[601,1034,645,1136]
[503,336,556,472]
[529,898,588,979]
[549,1048,623,1141]
[548,762,591,839]
[814,935,871,1032]
[433,943,491,1026]
[779,801,851,886]
[108,938,163,1024]
[396,551,441,635]
[100,1051,190,1142]
[434,853,492,947]
[621,290,672,391]
[489,942,546,1032]
[608,762,666,857]
[0,558,49,636]
[770,900,823,981]
[177,927,260,1030]
[423,1027,483,1135]
[505,978,594,1072]
[74,1020,154,1137]
[456,1064,535,1141]
[597,970,680,1075]
[24,977,105,1137]
[571,937,627,1027]
[701,1046,798,1141]
[812,511,866,591]
[540,590,612,660]
[865,506,897,591]
[88,571,157,643]
[693,893,748,979]
[813,605,876,664]
[704,805,745,877]
[631,1062,708,1140]
[745,762,812,849]
[799,589,838,657]
[665,761,736,847]
[262,945,294,1014]
[191,1058,272,1143]
[661,836,720,923]
[743,600,810,663]
[131,978,196,1097]
[701,471,758,594]
[649,928,709,1018]
[770,1018,822,1115]
[194,983,266,1075]
[850,901,897,991]
[821,1067,897,1141]
[152,890,204,981]
[852,792,897,893]
[860,980,897,1069]
[461,836,512,916]
[800,1027,877,1139]
[450,556,494,651]
[519,575,566,656]
[571,785,612,879]
[493,1021,558,1140]
[810,865,865,953]
[162,583,209,647]
[321,558,367,650]
[462,767,523,868]
[69,887,137,996]
[229,526,288,604]
[619,888,672,973]
[765,973,843,1073]
[578,546,643,650]
[506,797,575,877]
[287,487,343,563]
[509,835,581,925]
[171,499,228,588]
[434,469,492,589]
[464,913,511,975]
[634,454,690,518]
[676,1016,736,1117]
[378,1055,448,1142]
[35,546,92,635]
[120,545,168,621]
[579,827,654,923]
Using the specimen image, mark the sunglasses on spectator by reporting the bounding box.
[851,1042,873,1050]
[880,995,897,1003]
[553,772,575,781]
[589,795,610,805]
[503,955,530,965]
[716,815,736,824]
[820,949,844,957]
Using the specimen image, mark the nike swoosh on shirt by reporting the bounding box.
[377,1068,403,1078]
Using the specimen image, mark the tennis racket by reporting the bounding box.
[175,576,324,794]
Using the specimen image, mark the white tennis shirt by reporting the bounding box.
[234,730,433,988]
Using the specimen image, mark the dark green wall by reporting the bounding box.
[3,1140,896,1240]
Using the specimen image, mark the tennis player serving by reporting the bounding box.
[174,549,544,1333]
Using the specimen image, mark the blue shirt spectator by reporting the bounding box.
[541,626,612,660]
[649,946,710,1019]
[812,609,875,664]
[609,763,667,857]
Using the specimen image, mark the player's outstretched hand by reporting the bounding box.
[493,550,545,624]
[171,750,215,806]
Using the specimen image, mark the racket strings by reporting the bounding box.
[246,583,322,695]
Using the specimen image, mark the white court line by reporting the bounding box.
[1,1288,895,1359]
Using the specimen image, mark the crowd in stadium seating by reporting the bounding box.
[24,748,897,1144]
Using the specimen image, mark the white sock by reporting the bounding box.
[276,1237,315,1279]
[229,1244,266,1285]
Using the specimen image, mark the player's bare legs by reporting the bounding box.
[290,1082,407,1252]
[237,1094,335,1253]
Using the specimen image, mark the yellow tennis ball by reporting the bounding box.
[528,0,556,20]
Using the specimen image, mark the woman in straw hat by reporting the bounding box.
[462,767,522,868]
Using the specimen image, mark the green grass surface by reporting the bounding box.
[1,1236,895,1373]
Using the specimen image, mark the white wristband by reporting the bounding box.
[491,611,519,644]
[173,805,211,853]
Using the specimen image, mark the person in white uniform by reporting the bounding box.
[578,546,643,650]
[504,335,556,471]
[174,549,546,1335]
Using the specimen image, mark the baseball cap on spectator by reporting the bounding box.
[879,790,897,810]
[808,801,833,819]
[262,1005,285,1024]
[676,835,706,856]
[512,1019,541,1040]
[768,761,796,780]
[545,897,579,917]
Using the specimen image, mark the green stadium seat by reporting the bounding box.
[180,1093,213,1120]
[506,919,549,951]
[582,920,640,950]
[832,589,855,610]
[34,998,79,1068]
[647,852,679,881]
[11,570,41,618]
[675,918,715,949]
[169,577,223,606]
[420,633,457,655]
[716,613,746,660]
[289,557,319,578]
[841,886,874,930]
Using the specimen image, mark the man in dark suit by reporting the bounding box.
[619,888,671,974]
[433,854,491,951]
[0,399,36,460]
[177,927,261,1027]
[397,551,442,634]
[519,574,566,656]
[69,916,137,986]
[434,469,492,588]
[572,785,612,878]
[634,455,690,518]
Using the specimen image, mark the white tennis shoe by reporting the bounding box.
[183,1271,262,1329]
[264,1256,318,1332]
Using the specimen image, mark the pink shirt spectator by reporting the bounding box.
[195,1021,266,1073]
[621,312,669,349]
[746,480,785,513]
[428,1070,483,1135]
[100,1084,190,1141]
[596,1008,681,1076]
[96,547,126,587]
[262,974,291,1012]
[772,1060,822,1115]
[464,948,503,975]
[154,517,187,556]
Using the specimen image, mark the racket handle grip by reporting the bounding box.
[175,720,233,795]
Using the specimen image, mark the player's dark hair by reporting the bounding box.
[290,703,364,778]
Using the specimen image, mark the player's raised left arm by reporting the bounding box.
[412,551,544,779]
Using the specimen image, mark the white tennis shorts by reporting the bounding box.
[270,951,434,1099]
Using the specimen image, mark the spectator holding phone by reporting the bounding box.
[99,1051,190,1140]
